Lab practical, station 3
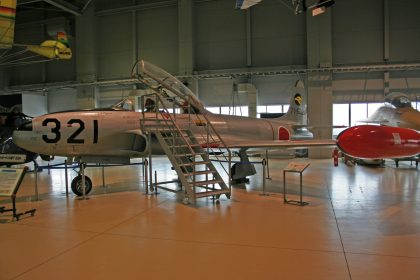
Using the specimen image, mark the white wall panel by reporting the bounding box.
[198,79,234,106]
[22,94,47,117]
[48,89,78,112]
[198,75,300,107]
[332,70,420,103]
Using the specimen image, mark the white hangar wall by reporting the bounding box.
[2,0,420,112]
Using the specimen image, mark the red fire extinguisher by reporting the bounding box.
[333,148,339,167]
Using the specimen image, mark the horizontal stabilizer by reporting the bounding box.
[357,119,389,124]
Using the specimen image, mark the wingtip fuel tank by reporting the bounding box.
[336,125,420,159]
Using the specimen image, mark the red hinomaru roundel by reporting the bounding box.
[278,126,290,140]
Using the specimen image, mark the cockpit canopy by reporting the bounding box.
[111,99,135,111]
[384,92,413,109]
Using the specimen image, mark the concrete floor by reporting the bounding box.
[1,156,420,280]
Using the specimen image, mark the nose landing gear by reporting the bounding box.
[71,174,92,196]
[70,163,93,196]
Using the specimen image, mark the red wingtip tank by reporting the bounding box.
[336,125,420,159]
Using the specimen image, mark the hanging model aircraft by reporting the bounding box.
[0,0,72,66]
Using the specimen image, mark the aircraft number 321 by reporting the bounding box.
[42,118,99,144]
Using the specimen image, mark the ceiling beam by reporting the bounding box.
[43,0,82,16]
[17,0,43,5]
[17,0,82,16]
[2,62,420,95]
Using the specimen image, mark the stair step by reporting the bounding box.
[174,152,206,157]
[170,144,201,149]
[183,170,216,176]
[195,189,231,198]
[178,161,210,167]
[161,134,190,140]
[192,179,224,186]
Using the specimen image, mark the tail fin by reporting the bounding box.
[280,80,307,125]
[0,0,17,49]
[56,31,70,47]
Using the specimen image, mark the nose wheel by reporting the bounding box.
[71,174,93,196]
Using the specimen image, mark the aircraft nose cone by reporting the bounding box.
[12,120,33,150]
[12,130,24,148]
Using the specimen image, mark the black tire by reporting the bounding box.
[71,175,93,196]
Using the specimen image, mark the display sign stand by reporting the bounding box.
[283,162,310,206]
[0,167,36,221]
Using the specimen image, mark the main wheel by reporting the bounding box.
[71,175,93,196]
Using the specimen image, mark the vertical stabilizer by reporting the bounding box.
[280,80,307,125]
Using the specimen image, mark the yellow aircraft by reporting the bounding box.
[1,0,71,65]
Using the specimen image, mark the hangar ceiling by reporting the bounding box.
[0,0,420,107]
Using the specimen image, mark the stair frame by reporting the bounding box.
[140,93,232,204]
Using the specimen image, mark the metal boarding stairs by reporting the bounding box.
[140,93,232,204]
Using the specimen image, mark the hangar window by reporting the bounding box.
[206,107,220,114]
[221,106,249,117]
[333,104,349,137]
[267,105,284,113]
[166,108,181,114]
[257,105,287,118]
[333,102,387,137]
[350,103,367,126]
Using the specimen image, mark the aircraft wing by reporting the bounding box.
[357,119,389,124]
[224,139,336,149]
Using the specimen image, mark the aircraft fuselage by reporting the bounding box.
[13,110,311,163]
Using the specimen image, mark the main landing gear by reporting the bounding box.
[231,148,256,185]
[71,163,93,196]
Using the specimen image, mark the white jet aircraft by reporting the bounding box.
[12,60,335,197]
[359,92,420,131]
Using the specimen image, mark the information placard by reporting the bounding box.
[284,162,310,172]
[0,168,26,197]
[0,154,27,163]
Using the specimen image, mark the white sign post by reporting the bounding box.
[0,167,36,221]
[283,162,310,206]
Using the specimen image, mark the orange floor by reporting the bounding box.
[1,156,420,280]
